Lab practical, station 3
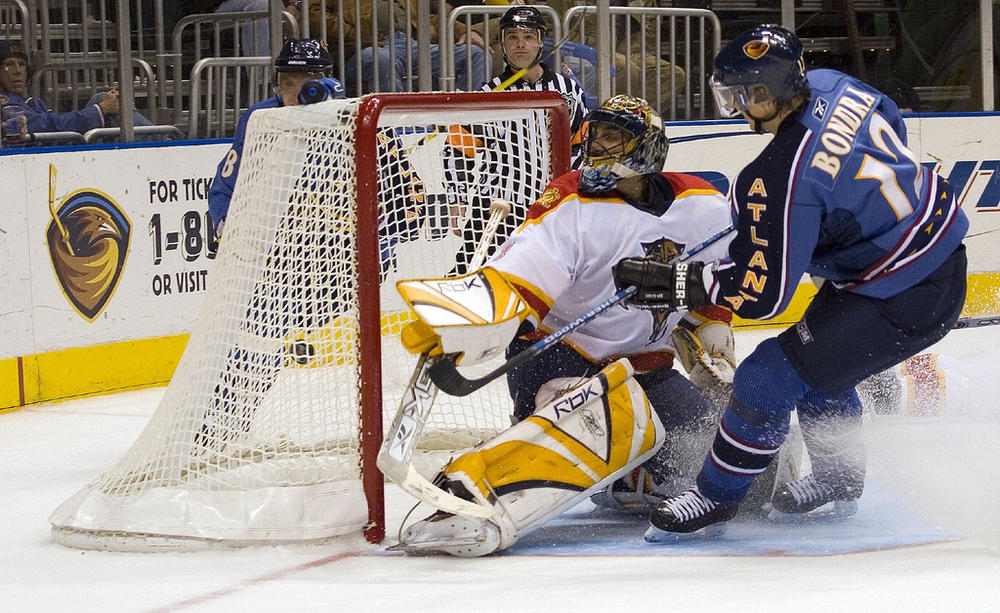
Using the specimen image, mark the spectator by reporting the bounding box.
[546,0,686,117]
[0,41,151,145]
[212,0,302,57]
[309,0,488,94]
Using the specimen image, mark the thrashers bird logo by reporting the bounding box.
[639,237,685,344]
[743,40,770,60]
[46,165,131,321]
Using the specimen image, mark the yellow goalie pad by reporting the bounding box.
[441,358,665,551]
[397,267,536,365]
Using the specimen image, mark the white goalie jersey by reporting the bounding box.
[488,170,734,368]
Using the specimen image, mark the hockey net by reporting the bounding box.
[49,92,571,550]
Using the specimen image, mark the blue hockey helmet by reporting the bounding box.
[275,38,333,75]
[579,95,669,194]
[710,24,808,118]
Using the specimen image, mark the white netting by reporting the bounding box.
[49,93,566,550]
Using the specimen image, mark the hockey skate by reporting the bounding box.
[390,510,501,557]
[644,487,739,542]
[590,467,677,515]
[766,474,861,522]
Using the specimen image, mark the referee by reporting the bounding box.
[452,5,590,275]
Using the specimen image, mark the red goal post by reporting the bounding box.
[354,92,572,542]
[49,91,572,550]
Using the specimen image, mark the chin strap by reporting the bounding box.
[747,107,781,134]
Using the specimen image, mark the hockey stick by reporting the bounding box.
[429,224,737,397]
[669,130,758,144]
[953,314,1000,329]
[376,200,514,519]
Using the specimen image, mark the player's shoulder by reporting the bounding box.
[233,96,282,137]
[660,172,722,199]
[250,96,283,113]
[805,68,852,92]
[524,171,583,220]
[239,96,282,122]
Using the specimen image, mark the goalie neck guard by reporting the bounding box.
[579,95,669,194]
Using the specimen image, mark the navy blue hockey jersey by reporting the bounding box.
[706,69,968,320]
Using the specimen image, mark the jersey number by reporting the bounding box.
[220,148,239,179]
[855,113,923,221]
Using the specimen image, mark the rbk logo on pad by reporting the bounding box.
[45,164,131,322]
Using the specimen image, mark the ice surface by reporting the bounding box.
[3,328,998,612]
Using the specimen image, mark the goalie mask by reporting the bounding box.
[578,95,669,194]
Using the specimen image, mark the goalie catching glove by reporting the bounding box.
[671,310,736,406]
[613,258,711,313]
[398,267,537,366]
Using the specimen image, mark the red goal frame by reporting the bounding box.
[353,91,572,542]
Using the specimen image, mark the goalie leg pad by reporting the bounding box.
[398,359,665,556]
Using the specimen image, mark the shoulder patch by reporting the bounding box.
[536,186,562,209]
[524,171,582,221]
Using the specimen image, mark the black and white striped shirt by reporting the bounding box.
[483,63,589,168]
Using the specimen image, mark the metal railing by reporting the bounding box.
[166,10,297,129]
[0,0,997,147]
[562,6,721,121]
[186,56,272,139]
[84,125,182,143]
[0,0,31,50]
[31,56,159,123]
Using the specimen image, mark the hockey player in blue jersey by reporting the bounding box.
[198,38,344,450]
[613,24,969,540]
[207,38,344,238]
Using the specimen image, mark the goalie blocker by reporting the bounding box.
[395,358,665,556]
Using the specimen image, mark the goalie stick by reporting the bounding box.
[377,199,514,520]
[428,224,738,397]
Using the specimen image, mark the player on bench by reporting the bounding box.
[392,95,738,556]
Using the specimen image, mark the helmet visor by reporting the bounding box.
[710,76,750,118]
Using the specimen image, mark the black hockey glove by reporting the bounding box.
[612,258,711,312]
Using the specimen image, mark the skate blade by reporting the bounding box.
[643,521,728,543]
[386,535,487,555]
[765,499,858,523]
[390,516,500,557]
